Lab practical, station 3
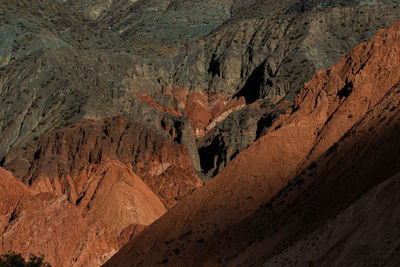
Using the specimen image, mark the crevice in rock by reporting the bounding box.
[234,62,265,104]
[33,148,41,160]
[337,80,353,100]
[198,137,225,175]
[75,192,86,205]
[173,120,183,143]
[208,54,220,77]
[256,113,277,139]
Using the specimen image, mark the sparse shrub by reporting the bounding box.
[0,252,51,267]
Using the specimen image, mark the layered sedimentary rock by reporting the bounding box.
[0,115,204,266]
[2,1,400,266]
[0,165,166,266]
[105,19,400,266]
[1,0,400,180]
[4,116,202,208]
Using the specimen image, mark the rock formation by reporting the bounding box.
[105,19,400,267]
[1,0,400,180]
[4,116,202,208]
[1,0,400,266]
[0,161,167,267]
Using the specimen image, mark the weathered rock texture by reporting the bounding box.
[0,165,166,267]
[105,19,400,266]
[4,116,202,208]
[1,0,400,180]
[0,114,203,266]
[2,1,400,265]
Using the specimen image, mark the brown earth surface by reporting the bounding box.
[4,116,202,209]
[105,20,400,267]
[0,115,205,266]
[0,160,167,266]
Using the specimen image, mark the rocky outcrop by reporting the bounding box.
[4,116,202,208]
[188,2,400,178]
[2,0,400,181]
[2,2,400,265]
[105,20,400,266]
[1,115,203,265]
[0,158,167,266]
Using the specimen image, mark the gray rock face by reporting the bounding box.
[1,0,400,179]
[181,2,400,178]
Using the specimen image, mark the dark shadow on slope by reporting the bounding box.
[198,86,400,266]
[256,113,277,140]
[208,54,220,77]
[234,63,265,104]
[337,80,353,100]
[198,137,225,176]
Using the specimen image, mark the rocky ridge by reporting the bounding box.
[4,116,202,208]
[1,0,400,180]
[1,1,400,265]
[0,164,166,267]
[105,19,400,266]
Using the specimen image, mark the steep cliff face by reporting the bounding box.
[2,1,400,265]
[105,20,400,267]
[184,2,400,178]
[4,116,202,208]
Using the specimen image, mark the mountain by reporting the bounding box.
[0,116,201,266]
[1,0,400,265]
[3,116,201,208]
[1,0,400,181]
[105,19,400,266]
[0,163,166,266]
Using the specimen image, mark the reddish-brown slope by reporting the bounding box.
[0,159,167,266]
[199,81,400,266]
[0,168,31,232]
[80,159,167,235]
[105,21,400,266]
[264,173,400,267]
[4,116,202,208]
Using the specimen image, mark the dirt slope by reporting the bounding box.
[105,20,400,266]
[264,172,400,267]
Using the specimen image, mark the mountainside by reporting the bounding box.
[4,116,201,208]
[105,19,400,266]
[0,164,166,266]
[0,115,202,265]
[1,0,400,266]
[264,172,400,266]
[1,0,400,180]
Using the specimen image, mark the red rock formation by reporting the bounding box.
[1,115,203,266]
[137,94,164,113]
[104,21,400,266]
[0,167,112,266]
[0,159,167,266]
[0,168,31,232]
[185,91,213,135]
[5,116,202,208]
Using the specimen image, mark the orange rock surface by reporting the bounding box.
[5,116,202,208]
[1,116,204,266]
[0,159,167,266]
